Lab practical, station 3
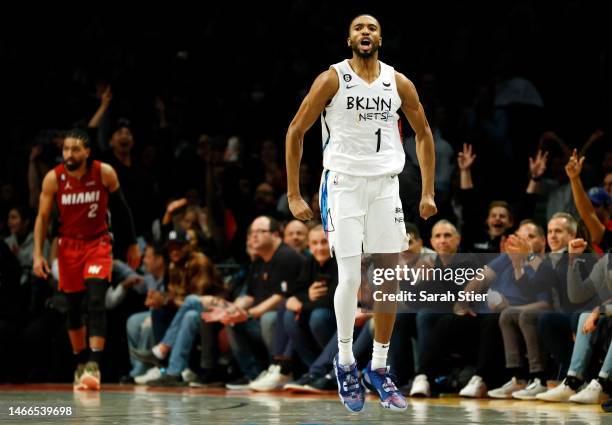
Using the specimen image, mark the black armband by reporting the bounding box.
[109,188,137,244]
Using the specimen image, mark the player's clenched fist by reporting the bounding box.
[419,194,437,220]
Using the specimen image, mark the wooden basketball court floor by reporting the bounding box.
[1,384,611,424]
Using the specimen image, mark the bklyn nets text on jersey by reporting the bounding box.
[346,96,393,122]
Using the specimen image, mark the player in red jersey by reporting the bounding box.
[33,129,140,390]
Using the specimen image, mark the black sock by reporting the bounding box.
[89,349,102,364]
[279,359,292,376]
[508,367,528,381]
[74,350,88,365]
[597,377,612,394]
[565,375,583,391]
[531,371,547,385]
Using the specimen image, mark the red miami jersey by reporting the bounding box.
[54,160,110,239]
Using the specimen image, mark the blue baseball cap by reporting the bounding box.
[588,187,612,207]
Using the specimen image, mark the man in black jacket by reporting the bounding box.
[283,225,338,368]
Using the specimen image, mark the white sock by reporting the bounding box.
[152,344,167,360]
[338,337,355,365]
[334,255,361,366]
[372,340,390,370]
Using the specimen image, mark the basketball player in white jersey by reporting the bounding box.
[286,15,436,412]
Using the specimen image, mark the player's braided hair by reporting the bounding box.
[64,128,91,149]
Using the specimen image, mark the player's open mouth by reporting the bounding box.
[360,39,372,50]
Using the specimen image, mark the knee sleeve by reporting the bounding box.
[65,291,86,330]
[86,279,109,337]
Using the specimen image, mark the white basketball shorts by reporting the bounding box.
[319,169,410,258]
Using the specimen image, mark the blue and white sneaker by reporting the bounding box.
[362,362,408,411]
[333,355,366,413]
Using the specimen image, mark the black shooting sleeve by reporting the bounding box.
[109,188,137,244]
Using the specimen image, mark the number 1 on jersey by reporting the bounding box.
[375,128,381,152]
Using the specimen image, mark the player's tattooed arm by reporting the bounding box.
[286,68,339,221]
[100,163,120,192]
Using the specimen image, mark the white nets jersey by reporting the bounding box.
[321,59,405,177]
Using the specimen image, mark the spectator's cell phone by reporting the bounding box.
[317,274,330,286]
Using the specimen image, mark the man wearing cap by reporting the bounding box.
[145,229,192,346]
[147,229,223,339]
[132,228,225,385]
[588,187,612,227]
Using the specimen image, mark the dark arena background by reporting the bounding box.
[1,2,611,424]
